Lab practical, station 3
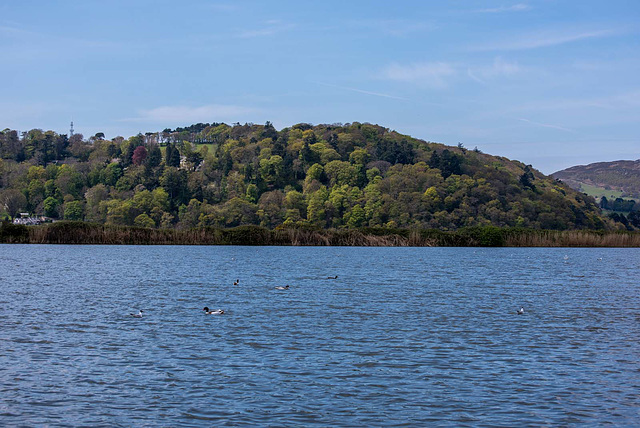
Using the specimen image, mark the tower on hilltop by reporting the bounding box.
[70,120,74,136]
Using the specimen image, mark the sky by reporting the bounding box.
[1,0,639,174]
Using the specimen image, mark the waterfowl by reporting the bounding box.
[517,307,524,315]
[130,310,144,318]
[233,279,239,285]
[327,275,338,279]
[275,285,290,290]
[203,307,224,315]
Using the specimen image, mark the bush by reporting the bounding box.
[0,221,29,243]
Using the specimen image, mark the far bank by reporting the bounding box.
[1,221,639,247]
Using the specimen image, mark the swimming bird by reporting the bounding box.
[203,307,224,315]
[130,310,144,318]
[517,307,524,315]
[275,285,290,290]
[233,279,239,285]
[327,275,338,279]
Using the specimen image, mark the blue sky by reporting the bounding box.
[1,0,638,173]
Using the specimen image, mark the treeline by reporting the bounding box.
[600,196,637,212]
[599,196,640,229]
[0,122,617,231]
[2,221,639,247]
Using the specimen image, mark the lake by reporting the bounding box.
[1,245,639,426]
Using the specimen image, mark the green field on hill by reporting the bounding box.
[579,183,625,201]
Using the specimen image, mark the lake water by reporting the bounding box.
[0,245,639,426]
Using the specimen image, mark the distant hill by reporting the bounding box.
[0,122,613,230]
[552,160,640,200]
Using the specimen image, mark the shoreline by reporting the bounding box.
[2,221,639,247]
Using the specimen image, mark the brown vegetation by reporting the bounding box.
[2,221,638,247]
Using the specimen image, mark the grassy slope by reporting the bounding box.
[552,159,640,199]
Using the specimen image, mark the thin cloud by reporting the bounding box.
[518,118,575,133]
[122,104,256,123]
[380,62,456,88]
[236,21,295,38]
[473,28,616,51]
[346,19,435,37]
[475,4,531,13]
[0,23,124,54]
[201,3,239,12]
[313,81,409,101]
[513,90,640,112]
[468,57,521,84]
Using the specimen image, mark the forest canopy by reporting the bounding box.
[0,122,617,230]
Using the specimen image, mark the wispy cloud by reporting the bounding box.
[236,20,295,38]
[518,118,575,132]
[201,3,239,12]
[313,81,409,101]
[475,3,531,13]
[380,62,456,88]
[468,57,521,84]
[123,104,256,123]
[514,90,640,112]
[473,28,616,51]
[346,19,435,37]
[0,23,124,60]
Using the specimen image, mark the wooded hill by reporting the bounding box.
[0,122,615,231]
[552,159,640,200]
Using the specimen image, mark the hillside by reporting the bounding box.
[552,160,640,200]
[0,122,612,231]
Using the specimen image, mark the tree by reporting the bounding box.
[519,165,536,190]
[246,183,259,203]
[132,146,148,166]
[146,143,162,168]
[160,167,189,207]
[55,165,84,199]
[43,196,59,218]
[63,200,84,220]
[0,189,27,218]
[165,143,181,167]
[134,213,156,228]
[84,184,109,222]
[259,155,284,187]
[101,163,123,187]
[306,188,328,226]
[345,204,366,228]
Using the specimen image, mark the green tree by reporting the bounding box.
[101,163,123,187]
[84,184,109,222]
[43,196,59,218]
[63,200,84,220]
[246,183,259,203]
[345,204,365,228]
[146,143,162,167]
[134,213,156,228]
[306,188,328,226]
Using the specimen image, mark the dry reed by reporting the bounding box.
[1,221,638,247]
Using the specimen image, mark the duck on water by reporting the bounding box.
[203,307,224,315]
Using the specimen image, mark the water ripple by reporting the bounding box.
[0,245,639,425]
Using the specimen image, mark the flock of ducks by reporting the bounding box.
[129,276,341,318]
[130,274,527,318]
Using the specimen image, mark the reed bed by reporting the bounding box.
[1,221,638,247]
[504,230,640,247]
